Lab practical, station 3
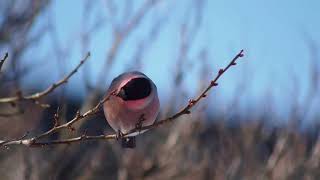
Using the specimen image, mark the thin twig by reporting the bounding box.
[0,91,116,147]
[0,52,9,72]
[32,91,116,141]
[0,52,91,104]
[0,50,244,147]
[124,50,244,135]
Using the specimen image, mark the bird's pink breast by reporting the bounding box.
[104,93,159,134]
[123,97,149,110]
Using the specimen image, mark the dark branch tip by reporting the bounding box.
[1,53,8,62]
[238,50,244,57]
[210,81,218,86]
[188,99,196,105]
[75,110,81,118]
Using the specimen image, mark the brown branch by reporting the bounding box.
[124,50,244,135]
[0,52,9,72]
[0,91,116,147]
[32,91,116,141]
[0,109,24,117]
[0,50,244,147]
[0,52,91,104]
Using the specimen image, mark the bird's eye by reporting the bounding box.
[118,78,152,100]
[117,88,127,100]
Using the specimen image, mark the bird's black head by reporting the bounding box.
[117,77,152,101]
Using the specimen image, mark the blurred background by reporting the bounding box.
[0,0,320,179]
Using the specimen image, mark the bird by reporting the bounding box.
[103,71,160,148]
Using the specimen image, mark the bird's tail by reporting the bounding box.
[121,136,136,148]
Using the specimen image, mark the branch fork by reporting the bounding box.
[0,50,245,147]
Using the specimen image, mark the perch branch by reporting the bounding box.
[0,50,244,147]
[0,52,91,105]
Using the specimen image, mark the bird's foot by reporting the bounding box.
[116,130,124,141]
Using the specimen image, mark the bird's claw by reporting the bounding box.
[116,130,124,140]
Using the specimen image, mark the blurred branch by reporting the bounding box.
[96,0,159,87]
[302,38,320,119]
[0,50,245,147]
[73,0,161,132]
[0,52,91,105]
[0,100,24,118]
[0,109,24,117]
[265,133,288,176]
[128,15,169,70]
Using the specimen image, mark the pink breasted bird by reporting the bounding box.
[103,71,160,148]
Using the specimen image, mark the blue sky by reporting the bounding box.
[21,0,320,123]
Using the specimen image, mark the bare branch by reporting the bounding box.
[0,50,244,147]
[0,52,8,72]
[124,50,245,135]
[32,91,116,141]
[0,52,91,104]
[0,110,24,117]
[0,90,116,147]
[0,113,17,117]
